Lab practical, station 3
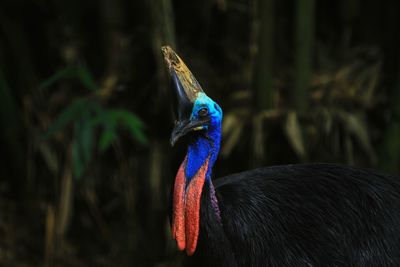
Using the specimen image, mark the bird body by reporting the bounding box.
[161,46,400,266]
[195,164,400,266]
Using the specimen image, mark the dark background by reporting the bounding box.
[1,0,400,266]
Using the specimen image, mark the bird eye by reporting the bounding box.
[198,108,208,117]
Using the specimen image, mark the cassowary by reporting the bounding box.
[161,46,400,267]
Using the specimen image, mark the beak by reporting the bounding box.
[170,118,210,146]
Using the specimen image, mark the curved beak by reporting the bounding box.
[170,117,210,146]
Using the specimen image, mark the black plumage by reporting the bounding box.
[193,164,400,266]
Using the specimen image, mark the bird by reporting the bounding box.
[161,46,400,267]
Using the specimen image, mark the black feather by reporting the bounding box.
[190,164,400,267]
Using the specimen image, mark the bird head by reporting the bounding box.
[161,46,222,146]
[162,46,222,256]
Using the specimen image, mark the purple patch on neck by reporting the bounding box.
[209,182,221,223]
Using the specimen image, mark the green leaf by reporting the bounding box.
[108,109,148,145]
[43,99,86,139]
[40,65,98,92]
[97,110,117,152]
[70,107,100,179]
[76,66,98,91]
[99,129,117,152]
[80,110,94,163]
[109,109,144,128]
[39,66,76,90]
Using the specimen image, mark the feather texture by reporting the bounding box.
[190,164,400,267]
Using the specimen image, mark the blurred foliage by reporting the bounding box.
[0,0,400,266]
[42,65,147,178]
[223,46,382,166]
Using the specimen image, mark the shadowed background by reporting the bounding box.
[0,0,400,266]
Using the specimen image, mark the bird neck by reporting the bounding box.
[185,124,221,184]
[185,124,222,225]
[171,123,222,255]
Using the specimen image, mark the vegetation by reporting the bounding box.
[0,0,399,266]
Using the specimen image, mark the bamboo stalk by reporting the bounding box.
[149,0,177,262]
[379,60,400,172]
[250,0,275,167]
[293,0,315,113]
[55,145,74,248]
[44,205,55,267]
[378,3,400,173]
[99,0,127,100]
[252,0,275,111]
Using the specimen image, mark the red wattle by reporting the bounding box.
[172,158,187,250]
[185,159,209,255]
[172,157,209,255]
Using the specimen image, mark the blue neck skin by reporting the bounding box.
[185,117,222,184]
